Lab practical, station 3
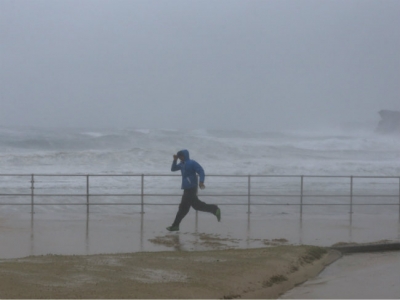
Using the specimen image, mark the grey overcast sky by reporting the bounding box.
[1,0,399,131]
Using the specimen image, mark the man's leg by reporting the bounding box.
[188,188,221,221]
[171,190,192,227]
[189,189,218,214]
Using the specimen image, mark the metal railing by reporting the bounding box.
[0,174,399,217]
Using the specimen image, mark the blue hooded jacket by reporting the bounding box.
[171,149,205,189]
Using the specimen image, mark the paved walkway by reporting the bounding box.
[0,210,399,259]
[281,250,400,299]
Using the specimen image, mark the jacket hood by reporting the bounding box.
[177,149,190,161]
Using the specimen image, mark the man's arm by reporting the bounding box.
[171,155,180,171]
[193,160,205,187]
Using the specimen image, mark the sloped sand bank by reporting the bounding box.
[0,246,340,299]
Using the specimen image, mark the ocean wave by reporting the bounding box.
[0,127,398,176]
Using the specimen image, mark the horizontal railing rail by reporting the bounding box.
[0,174,399,218]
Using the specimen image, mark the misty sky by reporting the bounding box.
[1,0,399,131]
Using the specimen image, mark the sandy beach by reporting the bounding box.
[0,245,340,299]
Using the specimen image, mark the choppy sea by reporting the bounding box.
[0,126,399,215]
[1,126,399,175]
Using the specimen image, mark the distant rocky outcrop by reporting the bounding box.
[376,110,400,134]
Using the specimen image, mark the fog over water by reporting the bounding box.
[1,0,399,212]
[1,0,399,131]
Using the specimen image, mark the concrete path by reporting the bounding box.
[0,209,399,259]
[281,251,400,299]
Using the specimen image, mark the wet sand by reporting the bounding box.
[0,246,340,299]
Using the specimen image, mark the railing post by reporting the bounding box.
[350,176,353,214]
[31,174,34,214]
[398,177,400,221]
[86,175,89,214]
[141,174,144,214]
[300,175,303,217]
[247,175,251,214]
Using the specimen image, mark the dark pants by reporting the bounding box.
[172,187,218,227]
